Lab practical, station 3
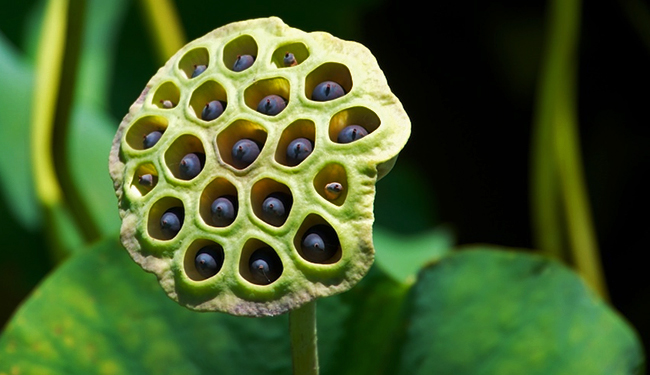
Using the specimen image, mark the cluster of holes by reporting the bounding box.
[129,33,386,288]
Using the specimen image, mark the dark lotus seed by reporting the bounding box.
[283,52,297,67]
[178,152,205,180]
[201,100,225,121]
[231,139,261,169]
[249,247,282,284]
[256,95,287,116]
[261,192,292,226]
[143,130,163,149]
[160,207,184,238]
[312,81,346,101]
[210,195,237,226]
[324,182,343,200]
[286,138,313,166]
[233,54,255,72]
[138,174,154,186]
[194,246,223,279]
[301,224,340,263]
[191,64,207,78]
[337,125,369,144]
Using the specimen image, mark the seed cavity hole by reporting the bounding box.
[189,80,228,123]
[223,35,258,72]
[251,178,293,227]
[275,119,315,167]
[200,177,238,228]
[184,240,225,281]
[328,106,380,144]
[179,47,210,79]
[306,63,352,101]
[314,163,348,206]
[216,120,267,170]
[272,42,309,68]
[164,134,207,181]
[294,215,342,264]
[240,239,283,285]
[125,115,168,151]
[147,197,184,241]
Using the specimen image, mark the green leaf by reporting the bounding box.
[0,238,411,375]
[68,106,121,237]
[374,226,453,285]
[397,247,645,375]
[0,239,292,375]
[318,265,410,375]
[0,32,39,229]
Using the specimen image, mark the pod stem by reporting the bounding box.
[531,0,608,299]
[289,301,319,375]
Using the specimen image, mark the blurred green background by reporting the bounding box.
[1,0,649,364]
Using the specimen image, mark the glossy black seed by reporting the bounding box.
[201,100,225,121]
[138,174,154,186]
[256,95,287,116]
[160,207,184,238]
[143,130,163,149]
[283,52,297,67]
[337,125,369,144]
[286,138,313,166]
[301,224,340,262]
[249,247,282,284]
[231,139,261,169]
[261,192,292,226]
[210,195,237,226]
[160,100,174,108]
[233,54,255,72]
[178,152,205,180]
[311,81,345,101]
[191,64,207,78]
[194,246,224,278]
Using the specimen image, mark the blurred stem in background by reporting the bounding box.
[138,0,186,64]
[30,0,93,259]
[531,0,608,299]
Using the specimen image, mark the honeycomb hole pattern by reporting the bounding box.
[189,80,228,122]
[164,134,207,181]
[109,17,412,317]
[199,177,238,228]
[130,163,158,197]
[244,77,290,115]
[216,120,267,170]
[275,119,316,167]
[147,196,184,241]
[184,239,225,281]
[125,115,168,151]
[329,106,381,143]
[294,214,342,265]
[178,47,210,79]
[152,81,180,109]
[239,239,283,286]
[251,178,293,227]
[223,35,258,72]
[271,42,309,68]
[313,163,348,206]
[305,63,353,101]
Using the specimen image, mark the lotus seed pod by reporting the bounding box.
[108,17,410,317]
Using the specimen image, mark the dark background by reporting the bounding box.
[2,0,649,362]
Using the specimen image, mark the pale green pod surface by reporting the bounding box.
[108,17,410,316]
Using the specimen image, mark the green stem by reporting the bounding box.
[531,0,608,299]
[31,0,100,253]
[289,301,319,375]
[138,0,186,64]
